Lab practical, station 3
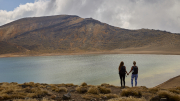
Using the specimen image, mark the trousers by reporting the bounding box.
[119,73,125,87]
[131,74,138,87]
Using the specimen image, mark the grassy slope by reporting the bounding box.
[0,81,180,101]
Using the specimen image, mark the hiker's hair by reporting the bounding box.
[133,61,136,65]
[119,61,124,71]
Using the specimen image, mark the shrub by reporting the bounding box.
[76,86,87,93]
[120,89,142,98]
[87,87,99,94]
[98,86,111,94]
[81,82,87,86]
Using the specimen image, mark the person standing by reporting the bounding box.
[128,61,138,87]
[118,61,128,88]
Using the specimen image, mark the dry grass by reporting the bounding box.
[157,91,180,101]
[87,87,99,94]
[76,86,87,94]
[81,82,87,86]
[98,86,112,94]
[108,97,146,101]
[65,83,74,87]
[149,87,159,94]
[13,97,54,101]
[81,94,100,100]
[120,88,142,98]
[55,87,68,93]
[101,83,111,87]
[0,82,180,101]
[101,83,116,88]
[0,82,49,100]
[168,88,180,94]
[100,94,119,99]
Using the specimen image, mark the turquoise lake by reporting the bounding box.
[0,54,180,88]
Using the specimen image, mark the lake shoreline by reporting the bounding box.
[0,49,180,58]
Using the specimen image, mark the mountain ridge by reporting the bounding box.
[0,15,180,55]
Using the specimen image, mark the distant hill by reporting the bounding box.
[0,15,180,55]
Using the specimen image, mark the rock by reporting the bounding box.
[46,85,51,88]
[81,87,87,93]
[160,98,167,101]
[150,96,160,101]
[51,95,56,99]
[0,96,3,100]
[62,90,75,100]
[91,98,96,101]
[63,93,71,100]
[25,97,30,99]
[55,96,62,101]
[21,85,27,88]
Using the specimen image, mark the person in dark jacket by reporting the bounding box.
[128,61,138,87]
[118,61,128,88]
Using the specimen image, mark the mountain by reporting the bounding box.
[0,15,180,55]
[0,41,27,54]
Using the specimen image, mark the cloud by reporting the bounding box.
[0,0,180,33]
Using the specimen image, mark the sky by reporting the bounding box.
[0,0,180,33]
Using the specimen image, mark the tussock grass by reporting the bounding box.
[108,96,146,101]
[120,88,142,98]
[76,86,87,94]
[87,87,99,94]
[149,87,159,94]
[157,91,180,101]
[65,83,74,87]
[82,94,100,100]
[0,82,49,100]
[169,88,180,94]
[81,82,87,86]
[13,97,54,101]
[101,83,110,87]
[23,82,35,87]
[98,86,112,94]
[101,83,116,87]
[55,87,68,93]
[100,94,119,99]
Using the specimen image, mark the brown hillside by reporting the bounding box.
[157,75,180,89]
[0,41,27,54]
[0,15,180,54]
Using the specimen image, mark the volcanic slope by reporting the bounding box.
[0,15,180,54]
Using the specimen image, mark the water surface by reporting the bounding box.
[0,54,180,87]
